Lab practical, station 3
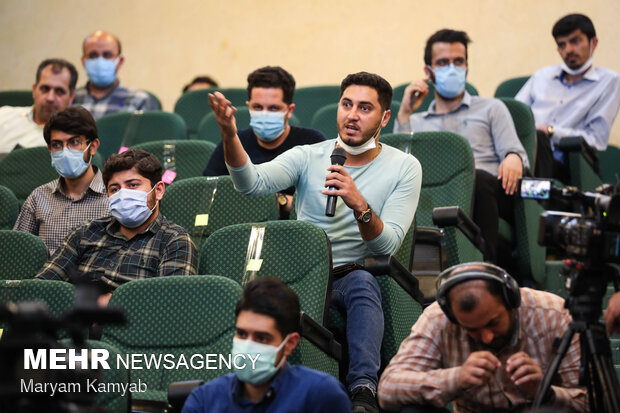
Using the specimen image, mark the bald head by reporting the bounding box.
[82,30,122,57]
[449,279,494,314]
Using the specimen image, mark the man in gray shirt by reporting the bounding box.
[13,107,109,254]
[394,29,528,266]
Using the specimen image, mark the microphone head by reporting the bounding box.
[330,147,347,165]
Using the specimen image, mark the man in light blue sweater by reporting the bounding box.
[208,72,422,413]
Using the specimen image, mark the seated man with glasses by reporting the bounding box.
[14,106,109,254]
[36,148,197,308]
[393,29,529,268]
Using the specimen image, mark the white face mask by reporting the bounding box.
[561,41,593,76]
[336,111,386,155]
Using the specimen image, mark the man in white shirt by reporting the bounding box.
[0,58,77,155]
[516,13,620,178]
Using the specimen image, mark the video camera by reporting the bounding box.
[519,178,620,265]
[519,180,620,411]
[0,278,125,413]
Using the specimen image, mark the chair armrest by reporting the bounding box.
[555,136,601,176]
[167,380,205,413]
[363,255,424,305]
[414,226,445,245]
[414,226,448,271]
[432,206,485,255]
[300,311,342,361]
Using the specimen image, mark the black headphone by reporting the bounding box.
[435,262,521,324]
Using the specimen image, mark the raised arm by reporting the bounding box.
[208,92,248,168]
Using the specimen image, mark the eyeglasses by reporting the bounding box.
[50,138,88,152]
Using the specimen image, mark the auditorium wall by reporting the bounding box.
[1,0,619,145]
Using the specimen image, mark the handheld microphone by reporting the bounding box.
[325,147,347,217]
[410,90,421,110]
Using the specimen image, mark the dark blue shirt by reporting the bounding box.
[182,363,350,413]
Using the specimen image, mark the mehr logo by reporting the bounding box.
[24,349,110,370]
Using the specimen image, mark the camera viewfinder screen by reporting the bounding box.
[521,179,551,199]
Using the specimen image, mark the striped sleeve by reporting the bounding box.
[378,305,461,409]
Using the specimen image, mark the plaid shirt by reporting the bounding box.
[378,288,587,412]
[35,213,197,288]
[73,81,159,119]
[13,168,109,255]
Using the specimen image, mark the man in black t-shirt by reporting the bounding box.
[203,66,325,218]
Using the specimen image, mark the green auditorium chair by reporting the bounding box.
[96,111,187,160]
[57,339,130,413]
[310,102,342,139]
[556,137,603,192]
[174,88,247,139]
[310,101,401,139]
[494,76,530,98]
[392,81,479,114]
[293,85,342,126]
[497,98,547,284]
[0,279,75,334]
[159,176,279,247]
[197,107,300,145]
[199,220,424,378]
[198,220,339,378]
[101,275,242,406]
[309,103,339,138]
[214,88,249,107]
[363,221,424,369]
[382,132,483,268]
[131,140,216,182]
[0,146,104,204]
[599,145,620,184]
[144,90,163,110]
[0,90,34,107]
[0,185,19,229]
[0,230,48,280]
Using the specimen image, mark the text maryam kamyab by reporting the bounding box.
[21,378,147,397]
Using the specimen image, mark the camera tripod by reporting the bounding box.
[532,261,620,412]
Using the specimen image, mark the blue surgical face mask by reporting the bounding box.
[249,110,286,142]
[232,335,289,385]
[85,57,118,88]
[50,143,91,179]
[109,186,158,228]
[430,64,467,99]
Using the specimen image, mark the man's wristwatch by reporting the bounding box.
[356,204,373,224]
[546,124,554,137]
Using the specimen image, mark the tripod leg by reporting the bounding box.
[532,327,576,409]
[584,325,620,412]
